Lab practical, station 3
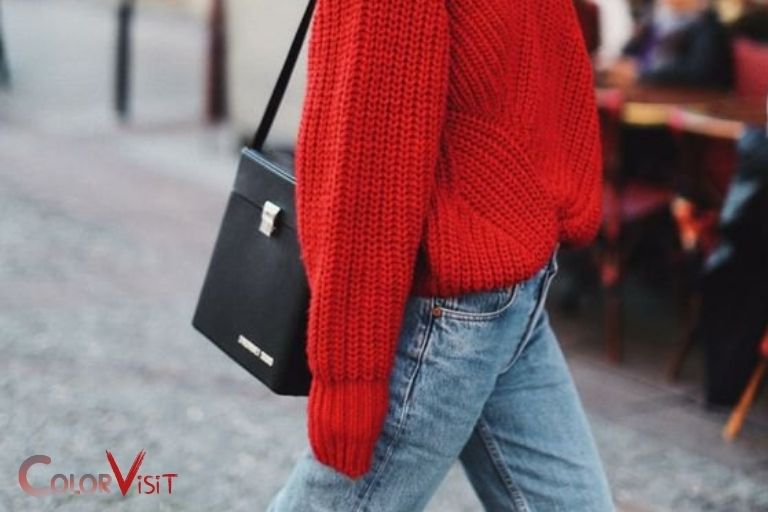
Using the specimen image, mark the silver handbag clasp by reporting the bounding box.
[259,200,282,237]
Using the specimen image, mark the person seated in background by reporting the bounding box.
[607,0,732,89]
[698,1,768,401]
[695,120,768,407]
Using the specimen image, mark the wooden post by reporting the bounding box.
[0,0,11,88]
[206,0,227,123]
[115,0,135,120]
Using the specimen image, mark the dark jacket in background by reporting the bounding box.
[729,8,768,42]
[624,8,733,89]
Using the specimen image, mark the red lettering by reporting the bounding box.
[98,473,111,493]
[18,455,51,496]
[105,450,146,497]
[162,473,178,494]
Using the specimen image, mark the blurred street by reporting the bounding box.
[1,1,767,511]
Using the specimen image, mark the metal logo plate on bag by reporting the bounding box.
[237,334,275,366]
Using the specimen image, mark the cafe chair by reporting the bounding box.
[722,329,768,441]
[732,37,768,100]
[600,185,675,364]
[598,93,676,364]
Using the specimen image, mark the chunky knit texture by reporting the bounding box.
[294,0,602,478]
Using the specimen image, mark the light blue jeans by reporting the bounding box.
[266,250,615,511]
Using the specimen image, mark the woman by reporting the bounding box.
[608,0,732,88]
[267,0,614,510]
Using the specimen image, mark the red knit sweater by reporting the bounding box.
[294,0,602,478]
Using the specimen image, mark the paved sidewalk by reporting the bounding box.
[1,1,767,511]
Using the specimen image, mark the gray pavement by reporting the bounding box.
[1,1,767,511]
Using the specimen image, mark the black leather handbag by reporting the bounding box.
[192,0,316,396]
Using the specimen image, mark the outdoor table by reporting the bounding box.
[596,84,729,127]
[669,97,767,140]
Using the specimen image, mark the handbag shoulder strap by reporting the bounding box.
[250,0,317,151]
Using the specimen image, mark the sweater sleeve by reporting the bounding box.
[293,0,450,479]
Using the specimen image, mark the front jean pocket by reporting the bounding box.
[434,284,519,321]
[542,249,559,298]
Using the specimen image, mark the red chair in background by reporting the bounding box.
[733,37,768,100]
[597,91,676,363]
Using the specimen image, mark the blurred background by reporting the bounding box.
[0,0,766,510]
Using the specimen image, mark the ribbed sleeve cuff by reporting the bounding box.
[307,379,390,479]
